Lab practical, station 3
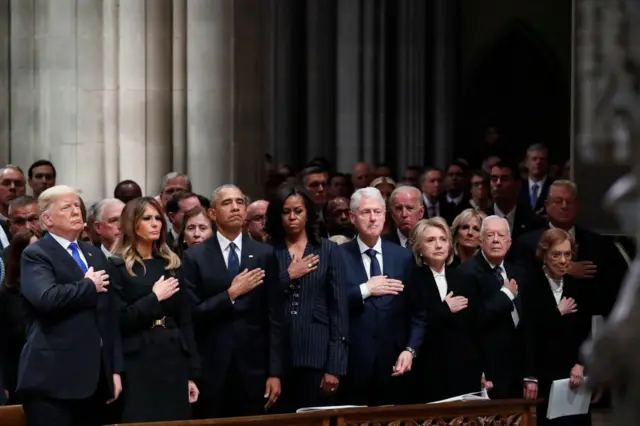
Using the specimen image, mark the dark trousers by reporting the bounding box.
[276,367,336,413]
[23,376,112,426]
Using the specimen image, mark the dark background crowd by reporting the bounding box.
[0,137,631,425]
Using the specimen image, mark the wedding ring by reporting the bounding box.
[308,263,313,268]
[331,388,336,392]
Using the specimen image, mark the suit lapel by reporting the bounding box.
[346,240,368,287]
[240,234,260,271]
[41,234,85,279]
[207,236,233,286]
[78,241,98,270]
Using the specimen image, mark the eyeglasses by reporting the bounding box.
[549,251,572,261]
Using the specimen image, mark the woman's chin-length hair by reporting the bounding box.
[265,183,320,245]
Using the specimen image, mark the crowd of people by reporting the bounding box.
[0,141,629,426]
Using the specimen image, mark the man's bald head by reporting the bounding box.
[244,200,269,241]
[351,162,372,189]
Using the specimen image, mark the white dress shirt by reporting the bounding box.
[528,177,547,202]
[422,194,440,217]
[430,267,447,301]
[446,192,464,206]
[545,273,563,305]
[49,232,89,268]
[482,251,519,327]
[101,244,112,258]
[357,236,383,300]
[216,231,243,267]
[396,229,409,248]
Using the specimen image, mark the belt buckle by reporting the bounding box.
[152,316,166,328]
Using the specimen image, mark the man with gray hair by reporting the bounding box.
[18,185,122,425]
[456,215,537,401]
[386,185,424,247]
[338,187,426,405]
[93,198,125,257]
[518,143,552,215]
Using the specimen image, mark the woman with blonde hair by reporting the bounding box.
[450,208,486,266]
[524,228,593,426]
[109,196,200,422]
[407,217,482,402]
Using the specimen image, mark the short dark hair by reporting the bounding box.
[265,183,320,246]
[490,161,519,180]
[328,172,347,185]
[446,161,468,174]
[8,195,38,216]
[419,167,443,183]
[197,194,211,209]
[166,191,197,215]
[298,166,327,185]
[4,229,42,290]
[27,160,56,179]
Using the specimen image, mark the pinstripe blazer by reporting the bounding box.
[272,238,349,376]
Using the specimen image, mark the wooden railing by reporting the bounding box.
[0,399,538,426]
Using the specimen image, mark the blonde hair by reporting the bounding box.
[409,217,454,266]
[369,176,397,189]
[451,208,486,253]
[328,235,351,245]
[111,196,180,276]
[38,185,81,231]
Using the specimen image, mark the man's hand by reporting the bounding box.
[523,381,538,399]
[558,297,578,316]
[320,373,339,395]
[188,380,199,403]
[85,267,109,293]
[392,351,413,377]
[367,275,404,297]
[444,292,468,313]
[228,268,265,301]
[568,261,597,279]
[503,278,518,297]
[264,377,281,411]
[288,254,320,280]
[570,364,585,389]
[106,374,122,404]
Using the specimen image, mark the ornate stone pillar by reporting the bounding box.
[171,0,187,174]
[0,0,10,164]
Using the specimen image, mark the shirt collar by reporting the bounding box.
[48,232,78,250]
[528,176,547,188]
[481,250,505,270]
[422,194,438,208]
[544,271,564,292]
[493,203,516,220]
[549,222,575,238]
[430,266,446,278]
[447,193,464,205]
[101,244,112,258]
[216,231,243,252]
[396,229,408,247]
[357,235,382,255]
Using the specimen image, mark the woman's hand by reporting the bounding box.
[320,373,339,395]
[288,254,320,280]
[444,292,468,313]
[152,275,180,301]
[558,297,578,316]
[569,364,585,389]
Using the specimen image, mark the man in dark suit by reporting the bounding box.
[18,185,122,426]
[182,184,285,418]
[385,186,424,248]
[486,161,544,246]
[456,215,537,401]
[420,167,456,224]
[340,187,426,406]
[513,179,627,317]
[517,144,553,216]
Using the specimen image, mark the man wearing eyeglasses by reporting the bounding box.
[0,166,27,250]
[0,196,40,259]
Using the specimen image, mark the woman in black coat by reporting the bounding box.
[408,217,483,403]
[109,197,200,422]
[265,184,349,412]
[525,228,593,426]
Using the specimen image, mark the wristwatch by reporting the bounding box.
[405,347,417,358]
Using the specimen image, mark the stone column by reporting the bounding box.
[186,0,233,198]
[395,0,428,173]
[103,0,119,196]
[0,0,10,164]
[172,0,187,173]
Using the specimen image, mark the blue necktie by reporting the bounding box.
[530,183,539,209]
[68,242,88,274]
[227,242,240,277]
[365,248,382,278]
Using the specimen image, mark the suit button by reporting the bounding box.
[290,310,298,315]
[291,301,299,306]
[289,284,295,290]
[341,337,347,342]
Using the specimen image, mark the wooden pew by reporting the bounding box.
[335,399,538,425]
[108,410,332,426]
[0,404,26,426]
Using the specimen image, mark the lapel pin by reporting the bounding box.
[249,254,254,258]
[88,253,92,256]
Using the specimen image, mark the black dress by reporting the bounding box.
[0,285,27,404]
[109,256,200,423]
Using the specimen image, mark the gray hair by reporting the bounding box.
[480,215,510,238]
[8,195,37,216]
[389,185,422,206]
[160,172,192,192]
[526,143,549,157]
[350,187,386,213]
[94,198,125,223]
[548,179,578,198]
[210,184,248,206]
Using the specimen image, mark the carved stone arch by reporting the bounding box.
[458,18,571,163]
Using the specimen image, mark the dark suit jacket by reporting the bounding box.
[410,265,483,402]
[485,203,544,246]
[182,234,286,402]
[18,233,122,400]
[423,195,456,225]
[518,178,552,215]
[272,238,349,376]
[456,252,535,399]
[513,224,626,317]
[340,239,426,388]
